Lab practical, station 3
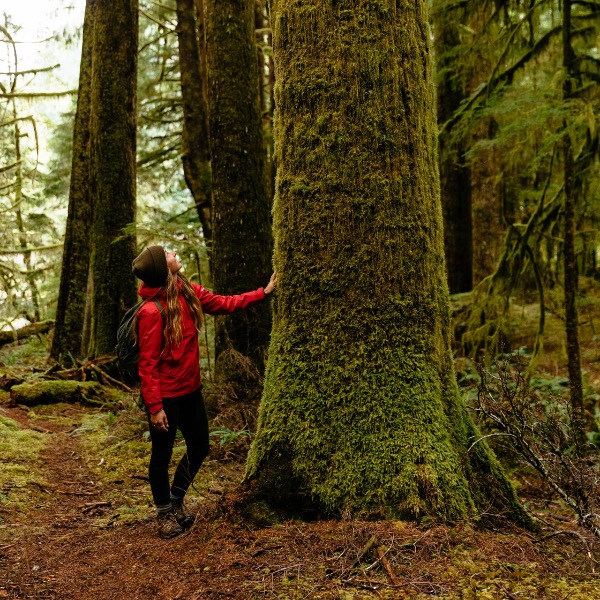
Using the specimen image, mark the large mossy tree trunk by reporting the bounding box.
[176,0,213,250]
[245,0,529,523]
[50,0,95,364]
[88,0,139,358]
[432,0,473,294]
[205,0,273,394]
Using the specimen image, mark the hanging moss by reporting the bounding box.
[245,0,530,525]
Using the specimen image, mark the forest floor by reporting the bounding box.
[0,398,598,600]
[1,292,600,599]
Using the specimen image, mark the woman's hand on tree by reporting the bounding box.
[265,273,277,295]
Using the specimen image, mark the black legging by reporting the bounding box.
[147,388,210,507]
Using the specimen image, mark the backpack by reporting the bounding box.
[115,298,164,382]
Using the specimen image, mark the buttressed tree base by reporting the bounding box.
[245,0,530,526]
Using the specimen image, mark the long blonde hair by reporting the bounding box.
[163,270,204,349]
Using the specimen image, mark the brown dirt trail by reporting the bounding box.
[1,404,599,600]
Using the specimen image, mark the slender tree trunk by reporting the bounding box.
[176,0,213,249]
[12,118,41,321]
[88,0,139,358]
[561,0,585,439]
[432,1,473,294]
[50,0,95,363]
[257,0,276,204]
[205,0,273,392]
[246,0,529,524]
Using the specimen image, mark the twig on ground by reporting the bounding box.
[81,501,112,514]
[376,545,401,586]
[352,535,377,567]
[89,364,133,393]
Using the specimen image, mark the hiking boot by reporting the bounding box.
[156,510,184,539]
[172,500,195,529]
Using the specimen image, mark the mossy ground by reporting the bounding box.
[0,407,47,522]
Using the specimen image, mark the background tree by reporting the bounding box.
[0,17,67,331]
[51,0,139,361]
[246,0,528,522]
[50,0,94,363]
[561,0,584,438]
[87,0,139,357]
[205,0,273,398]
[432,0,475,294]
[175,0,212,248]
[442,1,600,431]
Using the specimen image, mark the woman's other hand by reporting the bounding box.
[150,409,169,432]
[264,273,277,295]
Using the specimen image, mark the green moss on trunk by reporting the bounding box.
[246,0,529,525]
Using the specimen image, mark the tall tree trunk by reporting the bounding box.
[12,118,41,322]
[561,0,585,439]
[205,0,273,393]
[246,0,528,523]
[257,0,276,204]
[88,0,139,358]
[432,1,473,294]
[176,0,213,249]
[50,0,95,363]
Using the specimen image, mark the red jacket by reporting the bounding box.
[137,282,266,414]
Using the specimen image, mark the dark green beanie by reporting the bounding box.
[132,246,168,287]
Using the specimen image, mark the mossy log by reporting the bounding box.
[0,321,54,347]
[0,374,25,391]
[9,380,122,408]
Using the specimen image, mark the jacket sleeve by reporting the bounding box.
[137,303,164,414]
[193,284,266,315]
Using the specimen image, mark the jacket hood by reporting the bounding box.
[138,279,183,300]
[138,283,167,300]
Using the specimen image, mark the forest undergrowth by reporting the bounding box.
[0,295,599,599]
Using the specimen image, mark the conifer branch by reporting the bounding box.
[441,26,562,136]
[148,0,177,12]
[0,90,77,99]
[140,9,176,31]
[0,160,21,173]
[0,64,60,76]
[572,0,600,9]
[0,243,63,255]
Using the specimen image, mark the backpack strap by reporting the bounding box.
[150,298,165,321]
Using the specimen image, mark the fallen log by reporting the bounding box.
[0,320,54,347]
[0,374,25,391]
[9,380,122,408]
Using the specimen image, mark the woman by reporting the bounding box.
[132,245,276,538]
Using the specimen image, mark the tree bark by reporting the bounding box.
[561,0,585,439]
[12,119,41,322]
[88,0,139,358]
[432,0,473,294]
[246,0,529,524]
[50,0,95,364]
[176,0,213,249]
[205,0,273,393]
